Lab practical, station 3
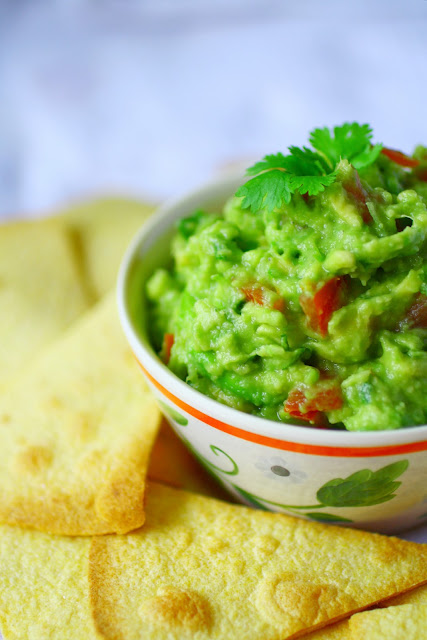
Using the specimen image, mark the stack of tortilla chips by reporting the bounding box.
[0,200,426,640]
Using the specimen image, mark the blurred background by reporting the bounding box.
[0,0,426,219]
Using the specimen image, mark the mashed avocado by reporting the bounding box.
[146,126,427,431]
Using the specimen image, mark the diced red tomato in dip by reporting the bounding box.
[241,285,265,306]
[415,167,427,182]
[381,147,420,168]
[403,294,427,329]
[300,277,346,336]
[284,385,343,423]
[272,298,286,313]
[241,285,285,313]
[162,333,175,364]
[343,170,373,224]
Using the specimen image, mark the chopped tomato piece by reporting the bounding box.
[312,387,344,411]
[284,389,321,422]
[162,333,175,364]
[381,147,420,168]
[272,298,286,313]
[415,167,427,182]
[241,285,265,306]
[241,285,286,313]
[285,385,343,423]
[343,170,372,223]
[403,293,427,329]
[300,277,346,336]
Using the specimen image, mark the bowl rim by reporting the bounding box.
[117,169,427,449]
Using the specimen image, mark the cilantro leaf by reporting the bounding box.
[246,153,288,176]
[351,143,383,170]
[236,170,292,213]
[310,122,382,170]
[239,148,335,212]
[237,122,383,213]
[288,171,337,196]
[284,146,328,175]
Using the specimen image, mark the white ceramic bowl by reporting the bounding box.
[118,170,427,534]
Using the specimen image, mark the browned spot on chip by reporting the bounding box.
[141,587,211,633]
[46,396,64,409]
[256,573,357,630]
[204,535,229,553]
[95,459,147,533]
[173,527,193,550]
[0,414,10,424]
[13,445,53,474]
[252,534,280,561]
[368,536,407,566]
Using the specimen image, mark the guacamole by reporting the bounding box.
[146,128,427,431]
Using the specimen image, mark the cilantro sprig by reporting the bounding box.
[236,122,383,213]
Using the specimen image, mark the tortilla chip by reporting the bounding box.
[297,600,427,640]
[349,604,427,639]
[0,525,100,640]
[60,197,155,299]
[0,294,160,535]
[0,218,89,388]
[298,620,351,639]
[89,483,427,640]
[148,419,231,500]
[383,582,427,607]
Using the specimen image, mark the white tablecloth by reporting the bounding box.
[0,0,426,217]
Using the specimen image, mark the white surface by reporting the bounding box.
[0,6,426,635]
[0,0,426,216]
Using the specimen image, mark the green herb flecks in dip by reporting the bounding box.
[146,124,427,431]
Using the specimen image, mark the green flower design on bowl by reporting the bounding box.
[184,442,410,525]
[158,401,188,426]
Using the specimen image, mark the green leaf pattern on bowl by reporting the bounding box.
[177,435,240,477]
[179,439,409,522]
[159,401,188,426]
[316,460,409,507]
[304,513,354,523]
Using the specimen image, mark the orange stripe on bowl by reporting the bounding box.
[138,362,427,458]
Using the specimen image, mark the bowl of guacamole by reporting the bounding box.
[118,123,427,532]
[144,124,427,432]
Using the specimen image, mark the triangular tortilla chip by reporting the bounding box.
[298,620,350,639]
[0,218,89,387]
[383,582,427,607]
[60,198,155,299]
[349,604,427,640]
[0,525,100,639]
[0,294,160,535]
[89,483,427,640]
[148,419,231,500]
[295,600,427,640]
